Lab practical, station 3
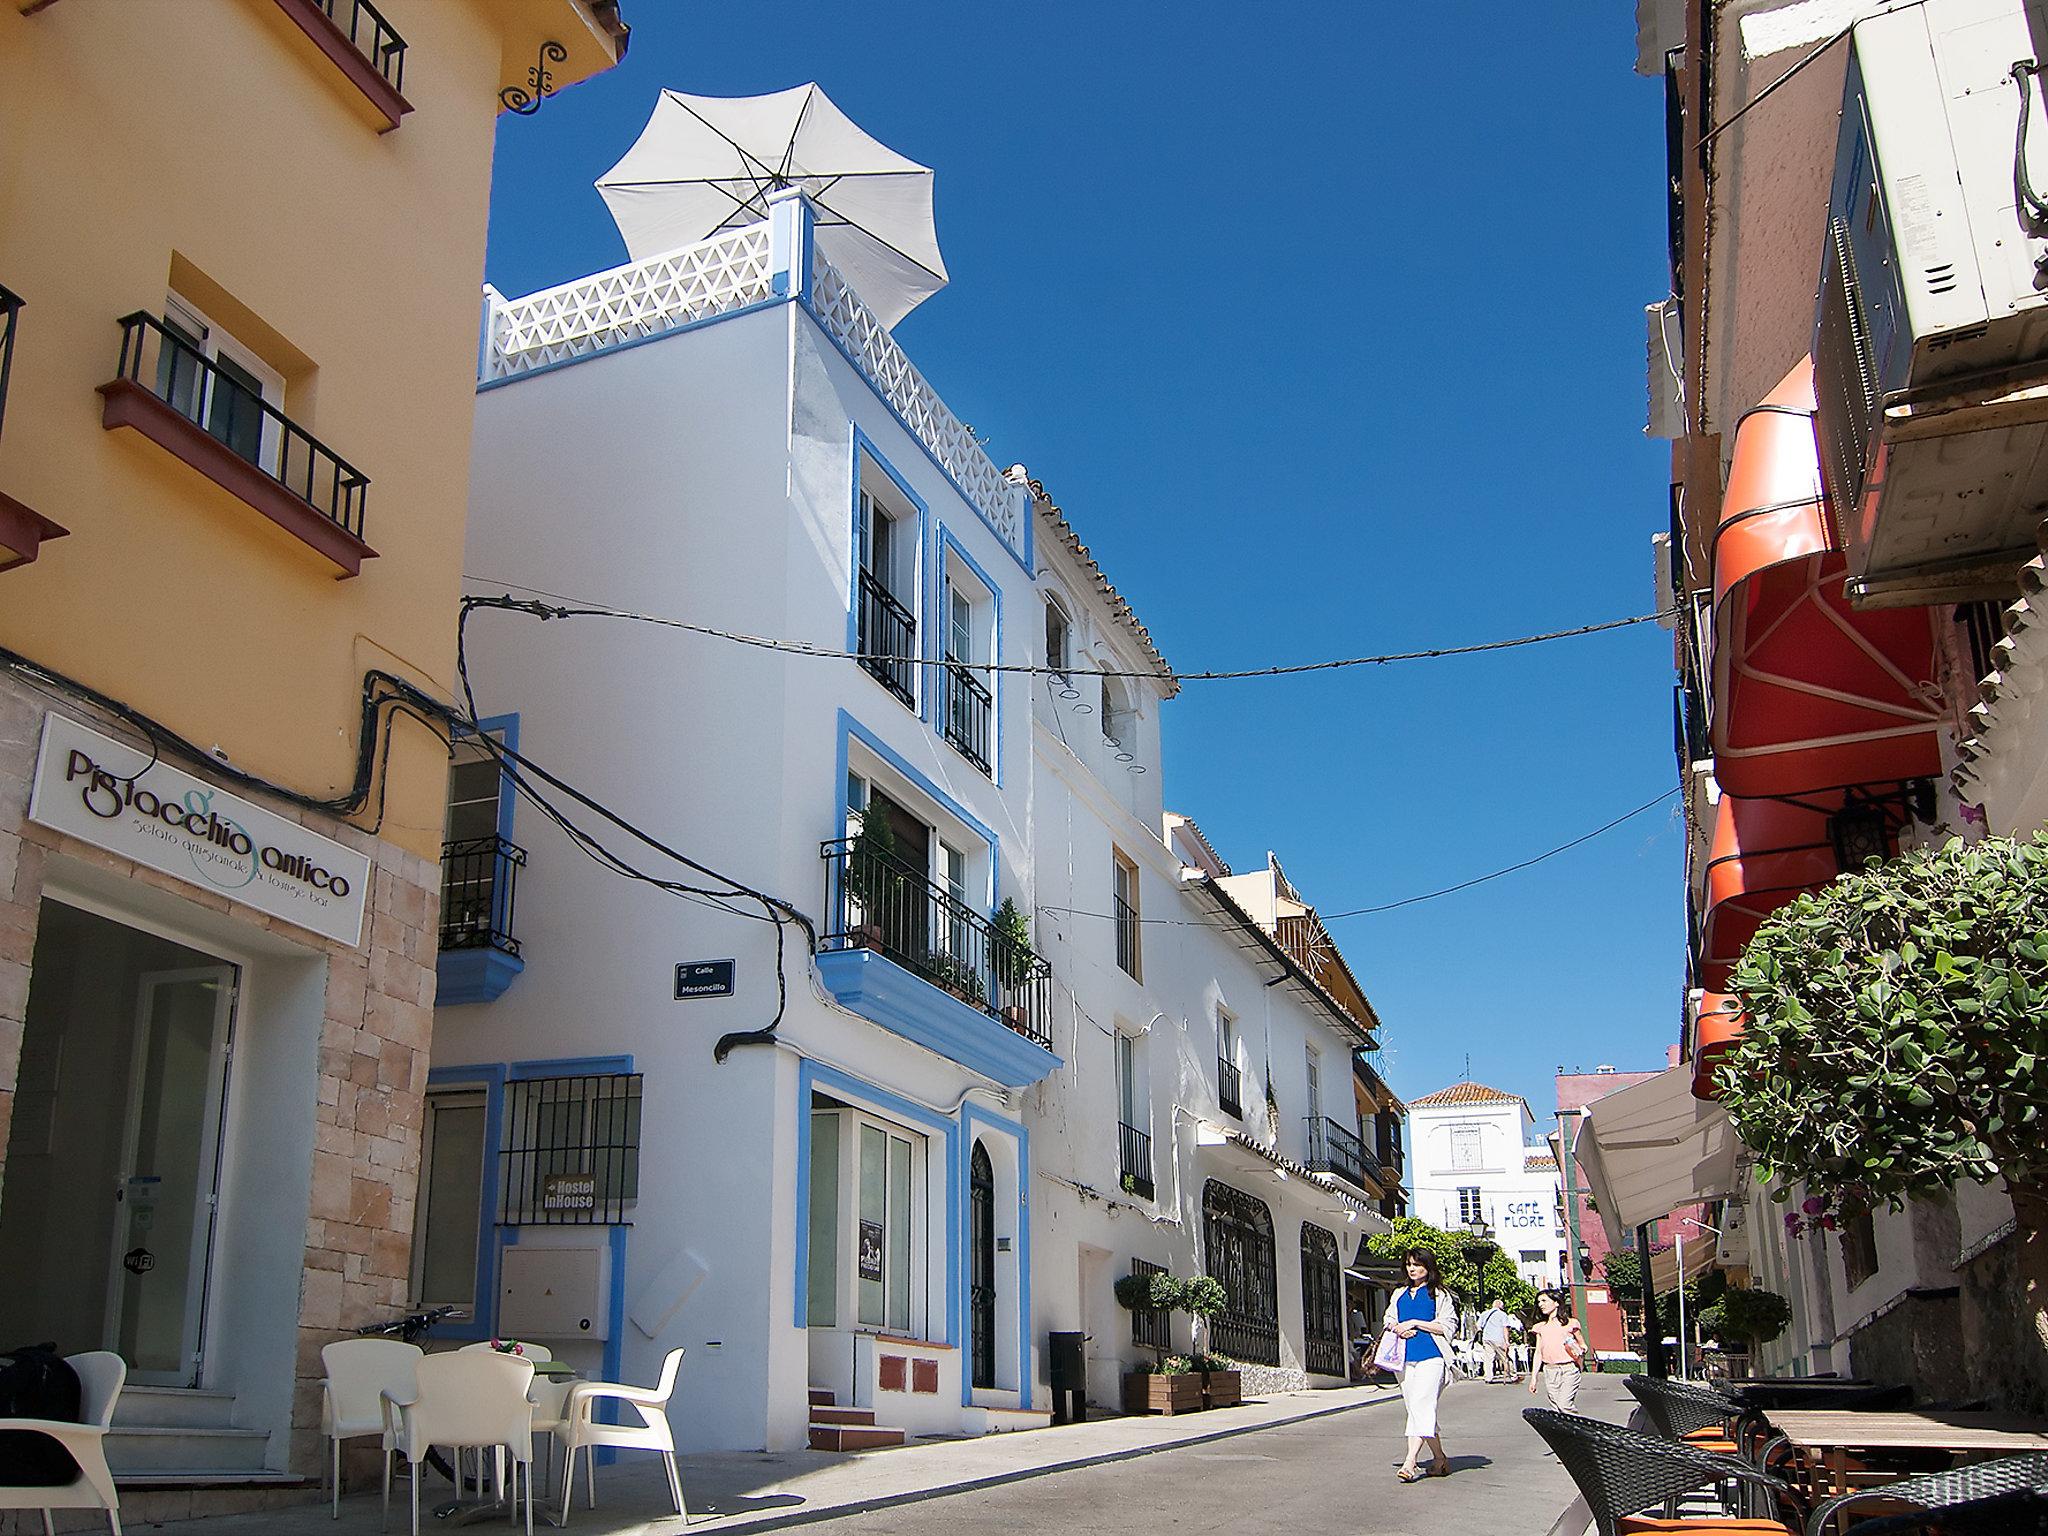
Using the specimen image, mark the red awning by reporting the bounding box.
[1709,359,1943,798]
[1690,993,1746,1101]
[1698,793,1839,991]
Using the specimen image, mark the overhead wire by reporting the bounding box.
[460,580,1672,684]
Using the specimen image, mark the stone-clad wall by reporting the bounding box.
[0,672,441,1512]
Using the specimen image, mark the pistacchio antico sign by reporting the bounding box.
[28,715,373,947]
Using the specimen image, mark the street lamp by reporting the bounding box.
[1673,1216,1721,1381]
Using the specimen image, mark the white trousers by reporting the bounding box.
[1400,1356,1449,1439]
[1541,1362,1581,1412]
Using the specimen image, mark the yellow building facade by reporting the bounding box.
[0,0,623,1506]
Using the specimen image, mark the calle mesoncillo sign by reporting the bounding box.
[28,715,373,947]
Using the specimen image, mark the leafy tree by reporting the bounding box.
[1723,833,2048,1365]
[1697,1287,1791,1352]
[1601,1249,1643,1301]
[1366,1217,1531,1307]
[1113,1272,1182,1313]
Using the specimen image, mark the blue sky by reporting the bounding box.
[484,2,1680,1129]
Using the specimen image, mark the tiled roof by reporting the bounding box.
[1524,1152,1558,1172]
[1410,1081,1521,1108]
[1013,469,1177,697]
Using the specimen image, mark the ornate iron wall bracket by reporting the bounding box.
[501,40,566,115]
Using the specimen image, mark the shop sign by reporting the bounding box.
[27,716,372,947]
[858,1220,885,1282]
[673,959,735,999]
[540,1174,597,1213]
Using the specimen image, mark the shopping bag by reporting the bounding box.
[1373,1330,1404,1374]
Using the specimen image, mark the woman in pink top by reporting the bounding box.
[1526,1289,1586,1411]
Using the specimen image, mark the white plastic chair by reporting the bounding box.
[321,1339,421,1519]
[382,1351,536,1536]
[557,1348,686,1525]
[0,1350,125,1535]
[456,1345,561,1495]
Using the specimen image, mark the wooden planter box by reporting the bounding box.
[1121,1372,1206,1416]
[1201,1370,1242,1409]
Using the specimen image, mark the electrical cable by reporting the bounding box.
[1044,785,1680,929]
[459,582,1671,684]
[1696,21,1855,152]
[2015,60,2048,223]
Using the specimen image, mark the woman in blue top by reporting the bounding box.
[1384,1249,1457,1482]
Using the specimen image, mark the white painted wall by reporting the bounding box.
[1408,1094,1565,1288]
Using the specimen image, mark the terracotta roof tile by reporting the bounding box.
[1014,469,1177,696]
[1410,1081,1521,1108]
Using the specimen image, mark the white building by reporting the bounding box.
[426,97,1405,1454]
[1407,1082,1565,1290]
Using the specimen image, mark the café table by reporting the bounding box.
[1760,1409,2048,1534]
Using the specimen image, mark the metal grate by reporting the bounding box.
[1202,1179,1278,1365]
[1118,1121,1154,1201]
[1217,1057,1243,1117]
[1300,1223,1345,1378]
[857,568,917,708]
[499,1073,643,1225]
[1815,214,1880,549]
[1130,1258,1172,1352]
[1957,600,2011,687]
[942,656,992,774]
[440,835,526,956]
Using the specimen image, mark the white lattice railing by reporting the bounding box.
[806,247,1024,561]
[484,224,775,381]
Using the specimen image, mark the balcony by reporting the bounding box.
[817,837,1058,1088]
[99,313,376,576]
[941,656,991,774]
[274,0,411,131]
[1217,1056,1243,1118]
[1118,1121,1154,1201]
[436,835,527,1005]
[1304,1116,1374,1193]
[0,284,68,573]
[856,568,917,708]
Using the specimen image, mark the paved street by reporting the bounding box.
[118,1374,1622,1536]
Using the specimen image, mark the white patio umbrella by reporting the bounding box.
[596,84,948,330]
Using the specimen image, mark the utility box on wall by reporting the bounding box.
[499,1245,609,1340]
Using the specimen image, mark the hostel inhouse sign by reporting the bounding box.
[27,716,373,946]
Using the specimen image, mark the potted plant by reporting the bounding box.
[1121,1355,1205,1416]
[1176,1276,1239,1407]
[992,897,1036,1029]
[846,811,899,949]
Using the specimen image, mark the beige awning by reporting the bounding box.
[1649,1230,1720,1294]
[1574,1064,1740,1250]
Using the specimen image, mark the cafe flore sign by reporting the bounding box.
[28,715,372,946]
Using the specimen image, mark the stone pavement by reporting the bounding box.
[85,1373,1632,1535]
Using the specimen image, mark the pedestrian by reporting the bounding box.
[1527,1288,1587,1411]
[1474,1298,1522,1382]
[1384,1249,1456,1482]
[1348,1301,1370,1380]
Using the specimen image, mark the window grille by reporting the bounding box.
[1202,1180,1279,1365]
[499,1073,643,1225]
[1130,1258,1172,1352]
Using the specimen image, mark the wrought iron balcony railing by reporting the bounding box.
[113,312,370,540]
[1113,890,1140,978]
[821,836,1051,1047]
[308,0,408,92]
[1217,1056,1243,1117]
[942,655,992,774]
[1118,1121,1154,1201]
[856,568,917,708]
[440,835,527,957]
[1304,1116,1374,1192]
[0,285,21,444]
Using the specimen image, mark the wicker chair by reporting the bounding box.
[1524,1408,1801,1536]
[1628,1377,1745,1454]
[1844,1489,2048,1534]
[1803,1453,2048,1536]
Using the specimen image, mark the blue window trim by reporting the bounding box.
[792,1057,962,1351]
[423,1054,636,1424]
[799,300,1033,578]
[848,425,929,719]
[930,525,1003,786]
[448,712,521,844]
[960,1103,1032,1408]
[836,709,997,910]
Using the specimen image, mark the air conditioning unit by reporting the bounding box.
[1814,0,2048,607]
